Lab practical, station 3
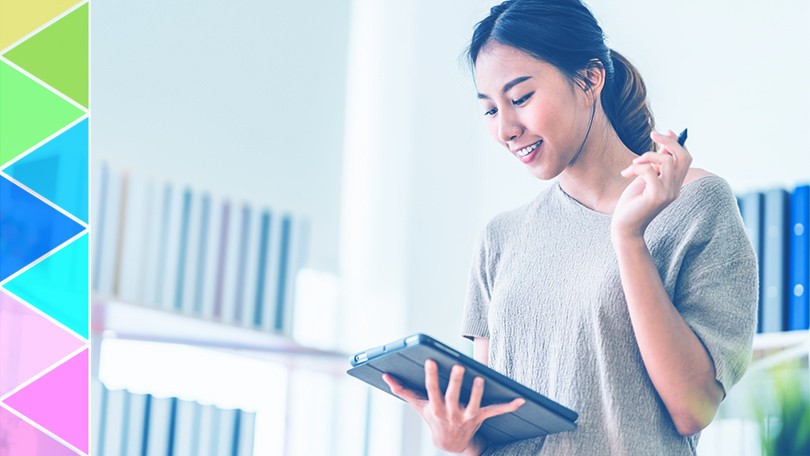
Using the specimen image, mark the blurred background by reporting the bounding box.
[89,0,810,454]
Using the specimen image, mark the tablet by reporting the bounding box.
[346,333,578,444]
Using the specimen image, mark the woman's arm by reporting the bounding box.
[613,234,724,436]
[473,337,490,366]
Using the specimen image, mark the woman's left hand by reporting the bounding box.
[611,130,692,241]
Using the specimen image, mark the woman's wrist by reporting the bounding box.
[460,433,488,456]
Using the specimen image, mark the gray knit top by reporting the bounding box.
[461,176,758,455]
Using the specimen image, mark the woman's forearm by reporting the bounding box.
[613,234,724,435]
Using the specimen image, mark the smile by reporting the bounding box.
[517,140,542,157]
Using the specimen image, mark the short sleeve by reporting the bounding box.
[674,179,759,398]
[461,226,493,341]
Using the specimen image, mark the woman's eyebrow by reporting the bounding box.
[477,76,533,99]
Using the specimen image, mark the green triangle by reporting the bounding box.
[0,61,84,168]
[2,4,88,107]
[3,233,89,339]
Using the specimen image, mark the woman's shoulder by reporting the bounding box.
[666,168,740,228]
[682,167,717,187]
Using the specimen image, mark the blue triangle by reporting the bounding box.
[0,176,85,282]
[3,119,88,223]
[3,234,89,338]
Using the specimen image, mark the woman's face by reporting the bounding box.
[474,42,595,180]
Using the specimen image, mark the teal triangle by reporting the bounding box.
[3,119,88,223]
[3,234,88,338]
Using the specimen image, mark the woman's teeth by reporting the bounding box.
[517,140,542,157]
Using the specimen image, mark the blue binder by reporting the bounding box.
[741,192,764,333]
[762,189,789,333]
[788,185,809,330]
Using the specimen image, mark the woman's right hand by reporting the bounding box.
[381,359,526,455]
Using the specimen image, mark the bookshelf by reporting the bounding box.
[91,296,349,376]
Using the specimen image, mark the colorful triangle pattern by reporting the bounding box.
[3,234,89,338]
[3,118,89,223]
[0,290,85,396]
[2,3,89,107]
[0,406,79,456]
[0,0,81,51]
[0,61,85,169]
[0,176,85,283]
[0,1,88,452]
[3,349,89,454]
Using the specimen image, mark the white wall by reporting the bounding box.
[91,0,351,273]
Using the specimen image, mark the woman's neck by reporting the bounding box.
[557,111,639,215]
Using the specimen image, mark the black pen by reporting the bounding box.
[677,128,688,147]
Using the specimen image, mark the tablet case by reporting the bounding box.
[346,333,577,444]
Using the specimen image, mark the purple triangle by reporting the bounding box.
[0,406,79,455]
[0,290,85,396]
[4,349,88,454]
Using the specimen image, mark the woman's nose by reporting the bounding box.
[497,112,522,144]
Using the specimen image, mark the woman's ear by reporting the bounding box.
[577,59,606,104]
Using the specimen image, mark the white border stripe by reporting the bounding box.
[0,56,87,112]
[0,171,89,229]
[0,115,88,172]
[0,399,87,455]
[0,1,89,58]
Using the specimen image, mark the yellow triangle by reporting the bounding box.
[0,0,83,51]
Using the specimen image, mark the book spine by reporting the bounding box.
[788,185,809,330]
[762,189,789,332]
[741,192,764,333]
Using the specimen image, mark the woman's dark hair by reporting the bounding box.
[466,0,655,155]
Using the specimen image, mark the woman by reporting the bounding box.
[382,0,758,454]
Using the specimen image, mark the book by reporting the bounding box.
[200,195,225,320]
[762,189,789,332]
[239,205,267,328]
[236,410,256,456]
[173,188,194,313]
[144,395,175,456]
[170,399,198,456]
[95,164,123,295]
[90,161,105,291]
[157,185,185,311]
[741,192,765,333]
[141,179,165,307]
[788,184,809,330]
[181,191,205,316]
[91,379,105,456]
[197,404,219,456]
[215,408,238,456]
[123,392,148,456]
[117,172,150,304]
[101,387,128,455]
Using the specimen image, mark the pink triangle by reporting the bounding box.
[4,349,88,454]
[0,406,79,455]
[0,290,86,396]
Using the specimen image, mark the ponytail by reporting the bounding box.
[601,49,656,155]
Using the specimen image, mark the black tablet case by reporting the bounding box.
[346,334,578,444]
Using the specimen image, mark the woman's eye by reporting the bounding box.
[484,107,498,116]
[512,92,534,106]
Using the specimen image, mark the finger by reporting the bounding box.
[424,359,446,412]
[636,165,667,200]
[650,130,688,163]
[621,163,660,178]
[382,373,426,405]
[465,376,486,416]
[444,364,465,409]
[632,152,675,166]
[479,397,526,421]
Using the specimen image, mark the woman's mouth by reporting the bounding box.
[516,140,542,164]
